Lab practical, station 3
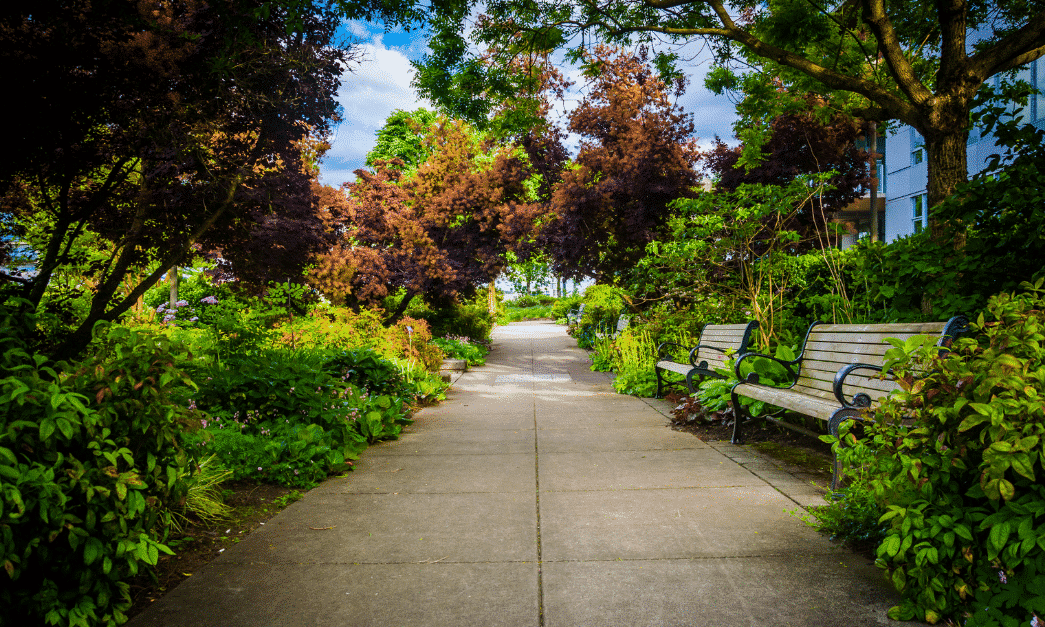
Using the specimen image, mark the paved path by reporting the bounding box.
[132,321,908,627]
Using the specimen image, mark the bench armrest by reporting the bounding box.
[733,351,799,384]
[833,363,891,409]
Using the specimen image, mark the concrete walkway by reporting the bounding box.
[132,321,908,627]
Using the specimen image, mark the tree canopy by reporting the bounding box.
[0,0,354,358]
[542,46,700,281]
[413,0,1045,208]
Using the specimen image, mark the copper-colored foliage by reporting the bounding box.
[543,45,701,280]
[310,120,548,317]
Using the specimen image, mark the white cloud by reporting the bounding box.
[318,25,741,186]
[319,34,431,186]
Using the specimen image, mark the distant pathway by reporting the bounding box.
[131,321,913,627]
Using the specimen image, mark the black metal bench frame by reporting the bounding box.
[654,321,759,398]
[729,316,968,489]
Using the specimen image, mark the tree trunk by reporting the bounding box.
[386,290,416,325]
[168,266,179,310]
[488,280,497,315]
[869,122,879,243]
[925,126,970,211]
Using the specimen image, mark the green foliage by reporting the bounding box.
[848,133,1045,322]
[498,304,555,324]
[572,284,626,348]
[430,337,488,367]
[827,282,1045,625]
[799,482,889,551]
[550,296,583,322]
[365,108,439,174]
[638,176,831,349]
[1,313,194,627]
[405,298,494,342]
[609,329,660,397]
[187,347,416,487]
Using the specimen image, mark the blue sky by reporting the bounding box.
[318,21,740,187]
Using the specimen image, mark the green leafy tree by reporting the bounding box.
[411,0,1045,212]
[365,108,440,174]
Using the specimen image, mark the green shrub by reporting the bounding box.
[431,337,488,367]
[610,329,659,396]
[829,281,1045,625]
[551,296,583,322]
[498,304,555,324]
[406,300,493,341]
[1,316,194,627]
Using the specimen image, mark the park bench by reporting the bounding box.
[566,303,585,326]
[729,316,968,489]
[654,321,759,398]
[597,314,631,340]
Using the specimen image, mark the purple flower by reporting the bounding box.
[156,304,166,312]
[190,316,199,322]
[176,299,189,307]
[202,296,219,305]
[998,570,1008,584]
[163,313,176,323]
[1031,615,1042,627]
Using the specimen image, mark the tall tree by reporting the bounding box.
[412,0,1045,212]
[543,46,700,281]
[0,0,353,358]
[311,119,548,321]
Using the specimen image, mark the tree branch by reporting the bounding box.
[969,11,1045,78]
[861,0,934,108]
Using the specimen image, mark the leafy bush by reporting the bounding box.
[187,346,417,488]
[498,304,555,324]
[828,282,1045,625]
[509,294,556,308]
[1,316,194,627]
[431,337,488,367]
[846,132,1045,323]
[551,295,583,322]
[406,299,493,341]
[610,329,659,396]
[576,284,626,337]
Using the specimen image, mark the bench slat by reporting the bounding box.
[810,326,953,336]
[807,330,944,345]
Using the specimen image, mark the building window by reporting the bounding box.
[876,159,886,195]
[1037,56,1045,121]
[912,194,928,234]
[911,130,925,165]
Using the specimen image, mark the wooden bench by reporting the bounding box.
[598,314,631,340]
[729,316,968,489]
[566,303,585,326]
[654,321,759,398]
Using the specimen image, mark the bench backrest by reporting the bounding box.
[794,318,966,403]
[613,314,631,337]
[693,322,758,374]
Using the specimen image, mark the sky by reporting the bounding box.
[318,20,741,187]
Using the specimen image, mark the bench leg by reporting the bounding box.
[729,382,750,444]
[655,367,664,398]
[827,409,868,492]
